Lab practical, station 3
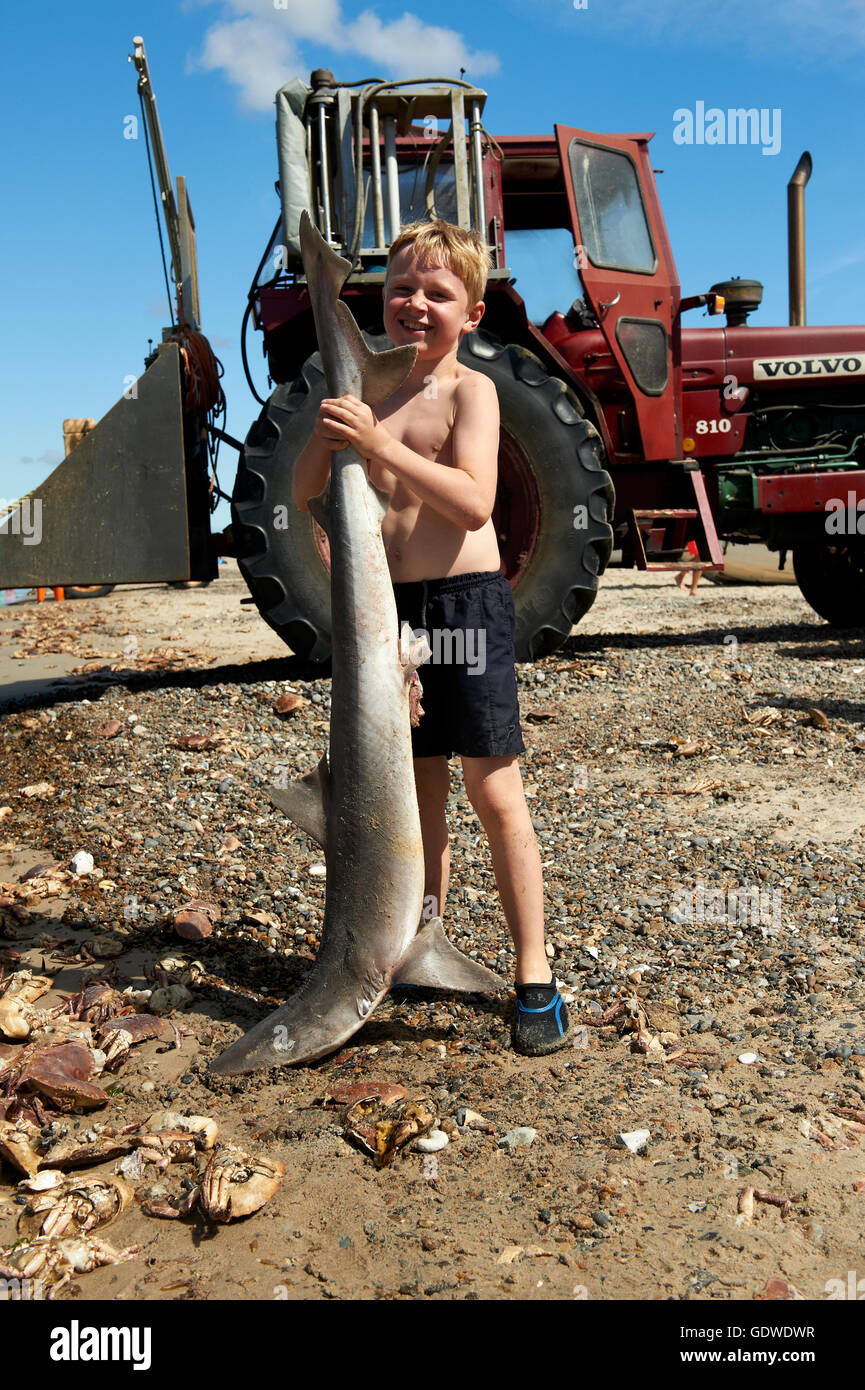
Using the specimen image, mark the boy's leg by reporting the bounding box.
[414,755,450,924]
[460,753,551,984]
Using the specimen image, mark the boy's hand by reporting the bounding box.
[313,399,349,449]
[316,395,389,458]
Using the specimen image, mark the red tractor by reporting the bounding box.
[3,46,864,657]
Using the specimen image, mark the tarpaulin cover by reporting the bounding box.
[275,79,313,258]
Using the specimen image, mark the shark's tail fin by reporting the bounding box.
[299,209,416,406]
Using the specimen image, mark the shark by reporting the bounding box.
[210,211,503,1074]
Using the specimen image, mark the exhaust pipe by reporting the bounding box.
[787,151,812,326]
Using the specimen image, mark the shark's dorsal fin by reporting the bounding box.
[270,752,329,848]
[392,918,504,992]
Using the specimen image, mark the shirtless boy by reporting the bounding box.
[292,219,570,1055]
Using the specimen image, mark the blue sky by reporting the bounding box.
[2,0,864,525]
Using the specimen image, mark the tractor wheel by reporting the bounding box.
[460,331,614,659]
[232,332,614,663]
[64,585,115,600]
[231,351,333,662]
[793,540,865,627]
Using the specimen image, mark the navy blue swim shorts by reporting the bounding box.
[393,568,526,760]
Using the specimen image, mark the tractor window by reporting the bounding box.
[567,141,656,274]
[615,317,669,395]
[504,228,584,323]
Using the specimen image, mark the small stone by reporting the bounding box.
[174,910,213,941]
[70,851,94,876]
[591,1209,611,1228]
[499,1127,537,1151]
[456,1108,495,1133]
[738,1052,759,1065]
[274,692,305,716]
[616,1129,651,1154]
[415,1130,449,1153]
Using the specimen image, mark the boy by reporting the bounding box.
[292,219,570,1055]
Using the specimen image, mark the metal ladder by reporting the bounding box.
[629,467,725,573]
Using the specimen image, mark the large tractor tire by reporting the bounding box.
[65,585,116,600]
[793,540,865,627]
[232,330,614,663]
[462,332,614,659]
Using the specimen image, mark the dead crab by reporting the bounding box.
[96,1014,166,1071]
[343,1094,436,1168]
[132,1119,218,1168]
[16,1041,110,1112]
[60,979,135,1028]
[0,1234,140,1294]
[141,1142,283,1222]
[37,1120,142,1171]
[199,1144,284,1221]
[0,970,53,1040]
[16,1172,133,1239]
[0,1104,43,1176]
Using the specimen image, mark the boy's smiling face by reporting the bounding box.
[384,246,484,361]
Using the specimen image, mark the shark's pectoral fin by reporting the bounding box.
[270,752,329,847]
[307,485,330,536]
[392,918,505,992]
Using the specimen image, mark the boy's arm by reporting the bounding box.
[292,398,352,512]
[323,375,500,531]
[292,433,333,513]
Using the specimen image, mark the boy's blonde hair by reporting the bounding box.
[386,220,491,309]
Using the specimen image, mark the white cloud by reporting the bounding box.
[191,14,301,110]
[189,1,499,112]
[335,10,499,77]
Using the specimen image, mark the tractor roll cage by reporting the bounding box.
[275,76,509,276]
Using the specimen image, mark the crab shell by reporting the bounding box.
[0,970,52,1039]
[0,1116,43,1176]
[17,1173,133,1239]
[21,1042,110,1111]
[65,981,135,1027]
[146,1111,219,1149]
[0,1234,140,1283]
[198,1144,285,1222]
[343,1096,435,1168]
[96,1014,166,1071]
[38,1130,137,1171]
